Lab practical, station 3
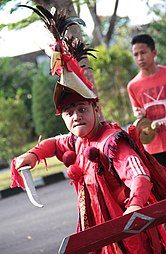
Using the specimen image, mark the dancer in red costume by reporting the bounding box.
[11,6,166,254]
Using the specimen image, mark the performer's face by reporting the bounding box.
[132,43,157,70]
[62,101,99,138]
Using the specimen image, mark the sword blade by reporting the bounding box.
[58,199,166,254]
[19,166,44,208]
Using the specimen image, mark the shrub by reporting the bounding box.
[0,96,30,161]
[32,72,67,138]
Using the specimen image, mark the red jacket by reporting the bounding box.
[12,122,166,253]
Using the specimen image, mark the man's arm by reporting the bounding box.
[15,138,57,170]
[127,83,146,119]
[124,175,152,214]
[133,106,146,119]
[112,140,153,214]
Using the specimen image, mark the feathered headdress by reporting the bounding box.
[18,4,98,114]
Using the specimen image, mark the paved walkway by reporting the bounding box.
[0,180,77,254]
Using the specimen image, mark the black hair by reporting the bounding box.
[131,34,155,51]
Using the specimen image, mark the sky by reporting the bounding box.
[0,0,161,57]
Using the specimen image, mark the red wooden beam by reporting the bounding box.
[58,199,166,254]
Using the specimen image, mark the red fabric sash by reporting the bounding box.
[10,158,25,189]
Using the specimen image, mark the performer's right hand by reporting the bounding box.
[123,205,141,215]
[15,152,37,170]
[133,107,146,119]
[151,118,166,129]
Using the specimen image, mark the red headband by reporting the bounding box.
[56,92,97,115]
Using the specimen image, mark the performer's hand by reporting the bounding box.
[133,107,146,119]
[15,153,37,170]
[151,118,166,129]
[123,205,141,215]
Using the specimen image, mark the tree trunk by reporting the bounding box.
[105,0,119,46]
[87,3,105,46]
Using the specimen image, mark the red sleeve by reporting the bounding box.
[28,134,74,162]
[111,140,153,207]
[112,140,150,188]
[127,82,141,108]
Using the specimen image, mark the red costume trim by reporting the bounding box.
[125,176,153,208]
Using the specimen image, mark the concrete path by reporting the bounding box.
[0,179,77,254]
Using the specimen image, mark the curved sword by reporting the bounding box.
[19,166,44,208]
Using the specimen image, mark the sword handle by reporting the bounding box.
[19,165,32,172]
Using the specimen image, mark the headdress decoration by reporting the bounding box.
[19,4,98,114]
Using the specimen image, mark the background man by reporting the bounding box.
[127,34,166,167]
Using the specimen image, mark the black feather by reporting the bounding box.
[64,36,97,62]
[19,4,86,42]
[61,19,85,38]
[18,4,97,67]
[18,5,48,24]
[36,5,54,20]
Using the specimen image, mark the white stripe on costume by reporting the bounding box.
[128,156,146,176]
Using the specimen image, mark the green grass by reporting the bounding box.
[0,157,65,191]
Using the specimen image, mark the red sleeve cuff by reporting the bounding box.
[125,176,153,208]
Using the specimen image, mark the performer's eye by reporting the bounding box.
[134,53,138,57]
[65,110,73,117]
[79,107,87,113]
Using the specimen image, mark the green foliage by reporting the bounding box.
[0,96,30,161]
[0,57,37,135]
[144,0,166,65]
[148,15,166,65]
[32,71,68,138]
[0,13,39,30]
[0,0,13,8]
[0,57,36,99]
[89,44,137,125]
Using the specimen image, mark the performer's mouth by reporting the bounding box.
[139,62,146,66]
[73,123,85,128]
